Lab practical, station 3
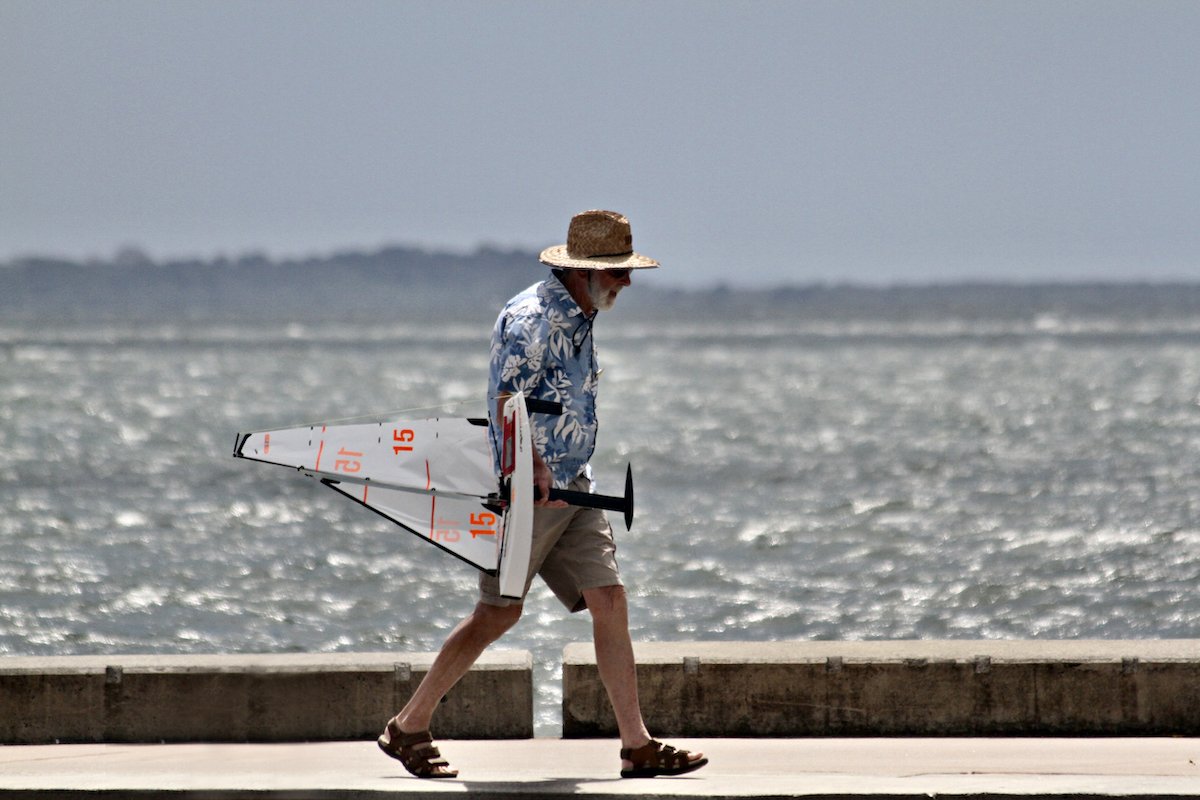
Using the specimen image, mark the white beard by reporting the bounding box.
[587,273,617,311]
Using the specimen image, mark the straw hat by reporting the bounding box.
[539,210,659,270]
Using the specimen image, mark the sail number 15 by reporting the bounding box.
[393,428,415,454]
[433,511,498,542]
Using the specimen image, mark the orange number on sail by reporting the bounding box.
[469,511,497,538]
[393,428,415,454]
[433,516,461,542]
[334,447,363,473]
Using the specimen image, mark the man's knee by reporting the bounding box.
[582,585,628,617]
[473,601,523,637]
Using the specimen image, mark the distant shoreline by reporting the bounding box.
[4,244,1198,289]
[4,246,1199,322]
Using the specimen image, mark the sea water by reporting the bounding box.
[3,295,1200,734]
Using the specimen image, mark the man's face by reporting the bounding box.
[587,268,632,312]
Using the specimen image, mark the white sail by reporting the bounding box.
[235,398,534,599]
[235,417,496,498]
[231,395,640,599]
[321,480,506,573]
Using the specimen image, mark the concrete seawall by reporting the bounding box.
[9,641,1200,744]
[564,640,1200,737]
[0,651,533,743]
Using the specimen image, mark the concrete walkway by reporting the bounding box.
[2,738,1200,798]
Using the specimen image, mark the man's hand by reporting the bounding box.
[532,450,568,508]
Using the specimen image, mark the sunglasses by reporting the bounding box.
[602,268,632,280]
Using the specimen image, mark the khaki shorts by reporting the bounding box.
[479,474,622,613]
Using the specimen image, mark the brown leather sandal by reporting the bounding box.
[620,739,708,778]
[377,721,458,779]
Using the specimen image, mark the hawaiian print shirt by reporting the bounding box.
[488,274,599,488]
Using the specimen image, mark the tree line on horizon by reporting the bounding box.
[3,244,1199,322]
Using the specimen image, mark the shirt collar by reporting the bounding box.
[543,272,587,319]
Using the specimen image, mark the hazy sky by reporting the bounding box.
[3,1,1197,287]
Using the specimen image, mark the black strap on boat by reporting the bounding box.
[524,398,563,416]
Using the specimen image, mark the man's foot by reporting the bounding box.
[377,720,458,779]
[619,739,708,778]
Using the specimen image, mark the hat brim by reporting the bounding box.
[539,245,659,270]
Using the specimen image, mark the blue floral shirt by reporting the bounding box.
[488,274,598,488]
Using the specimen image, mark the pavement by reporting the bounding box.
[1,737,1199,798]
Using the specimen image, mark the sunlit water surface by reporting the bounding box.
[3,306,1200,734]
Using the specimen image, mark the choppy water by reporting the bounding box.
[3,299,1200,734]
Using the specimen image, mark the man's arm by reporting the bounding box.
[495,391,567,509]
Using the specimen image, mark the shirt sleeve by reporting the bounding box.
[490,309,549,399]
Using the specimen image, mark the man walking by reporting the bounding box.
[377,210,707,780]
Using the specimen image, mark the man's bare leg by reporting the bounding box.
[583,585,651,748]
[390,601,522,733]
[583,585,705,773]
